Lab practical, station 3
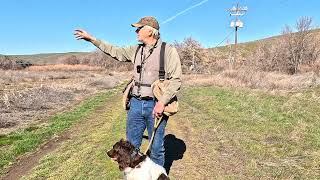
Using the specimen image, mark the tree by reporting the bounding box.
[281,17,319,74]
[174,37,206,73]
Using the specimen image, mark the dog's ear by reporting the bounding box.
[119,150,134,171]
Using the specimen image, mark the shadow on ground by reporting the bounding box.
[164,134,186,175]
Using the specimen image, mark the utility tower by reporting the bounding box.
[229,3,247,68]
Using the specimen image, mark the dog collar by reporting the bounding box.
[130,148,143,159]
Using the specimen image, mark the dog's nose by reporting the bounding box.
[106,149,113,157]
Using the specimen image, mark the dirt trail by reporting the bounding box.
[3,133,71,180]
[3,92,121,180]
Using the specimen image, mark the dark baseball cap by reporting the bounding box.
[131,16,160,30]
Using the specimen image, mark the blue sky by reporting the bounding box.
[0,0,319,55]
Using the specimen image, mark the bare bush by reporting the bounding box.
[54,50,132,72]
[247,41,281,72]
[0,56,20,70]
[249,17,320,74]
[174,37,208,73]
[57,55,80,65]
[283,17,320,74]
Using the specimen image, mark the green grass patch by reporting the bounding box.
[0,88,119,177]
[180,86,320,179]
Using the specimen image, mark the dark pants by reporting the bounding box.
[126,97,168,166]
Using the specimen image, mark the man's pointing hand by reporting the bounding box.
[74,29,96,42]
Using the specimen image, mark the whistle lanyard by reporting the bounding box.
[137,47,144,95]
[137,45,156,95]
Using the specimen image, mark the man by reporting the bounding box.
[74,16,182,167]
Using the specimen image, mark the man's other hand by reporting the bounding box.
[153,101,165,119]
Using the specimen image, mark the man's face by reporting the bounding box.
[135,26,151,43]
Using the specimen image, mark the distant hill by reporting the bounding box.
[1,52,90,65]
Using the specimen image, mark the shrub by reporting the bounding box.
[174,37,207,73]
[57,55,80,65]
[249,17,320,74]
[0,56,20,70]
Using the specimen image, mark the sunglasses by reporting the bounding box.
[135,26,144,33]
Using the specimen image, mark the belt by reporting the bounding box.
[135,82,151,87]
[132,94,154,101]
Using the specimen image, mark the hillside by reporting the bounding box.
[15,52,90,65]
[1,52,90,65]
[209,28,320,59]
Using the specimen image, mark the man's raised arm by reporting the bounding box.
[74,29,137,62]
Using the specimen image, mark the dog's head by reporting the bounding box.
[107,139,146,171]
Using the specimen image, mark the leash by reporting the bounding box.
[143,116,163,155]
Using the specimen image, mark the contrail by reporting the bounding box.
[161,0,209,25]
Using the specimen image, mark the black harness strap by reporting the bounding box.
[159,42,166,81]
[134,44,142,64]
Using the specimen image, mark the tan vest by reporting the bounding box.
[132,42,163,98]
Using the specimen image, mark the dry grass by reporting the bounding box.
[0,67,126,86]
[27,64,104,72]
[0,69,130,135]
[183,69,320,90]
[0,86,74,133]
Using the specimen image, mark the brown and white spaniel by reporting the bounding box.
[107,139,169,180]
